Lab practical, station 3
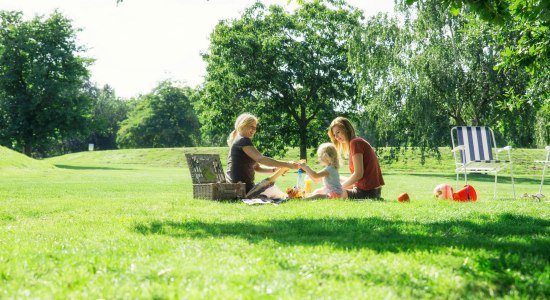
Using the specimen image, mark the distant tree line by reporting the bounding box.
[0,11,201,157]
[0,0,547,159]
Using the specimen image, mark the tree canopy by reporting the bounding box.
[200,0,362,159]
[404,0,549,73]
[117,81,200,148]
[0,11,92,156]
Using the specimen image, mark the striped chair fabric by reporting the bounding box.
[455,126,507,164]
[451,125,515,199]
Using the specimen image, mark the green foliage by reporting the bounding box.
[0,11,92,157]
[349,0,544,155]
[41,83,131,155]
[200,0,362,158]
[116,81,200,148]
[84,84,130,150]
[404,0,549,73]
[534,100,550,147]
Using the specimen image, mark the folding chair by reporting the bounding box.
[451,126,515,199]
[534,146,550,196]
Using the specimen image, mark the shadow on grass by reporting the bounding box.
[134,213,549,297]
[54,164,134,171]
[133,213,549,255]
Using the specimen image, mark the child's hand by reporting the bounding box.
[287,161,301,169]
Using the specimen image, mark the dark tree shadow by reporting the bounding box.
[54,164,134,171]
[133,213,550,297]
[133,213,549,255]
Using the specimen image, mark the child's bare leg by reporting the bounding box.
[312,187,328,195]
[341,189,348,199]
[306,193,328,200]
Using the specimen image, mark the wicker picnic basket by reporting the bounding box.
[185,154,245,200]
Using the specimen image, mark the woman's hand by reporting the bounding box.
[287,161,301,169]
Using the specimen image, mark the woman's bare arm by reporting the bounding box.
[300,164,328,183]
[242,145,299,169]
[341,153,364,189]
[254,163,276,173]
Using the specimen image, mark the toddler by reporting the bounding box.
[300,143,346,199]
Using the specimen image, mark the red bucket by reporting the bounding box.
[397,192,410,202]
[452,185,477,202]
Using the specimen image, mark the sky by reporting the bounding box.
[0,0,395,98]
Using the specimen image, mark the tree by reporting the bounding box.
[200,1,362,159]
[0,11,92,156]
[53,83,130,154]
[349,0,536,156]
[403,0,549,73]
[85,85,129,150]
[116,81,200,148]
[401,0,548,147]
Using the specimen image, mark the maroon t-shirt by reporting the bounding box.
[349,137,384,191]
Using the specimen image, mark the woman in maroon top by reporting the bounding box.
[328,117,385,199]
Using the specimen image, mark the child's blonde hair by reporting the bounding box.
[317,143,340,169]
[227,113,258,146]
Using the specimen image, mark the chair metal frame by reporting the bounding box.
[534,146,550,196]
[451,126,515,199]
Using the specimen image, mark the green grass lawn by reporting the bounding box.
[0,146,548,298]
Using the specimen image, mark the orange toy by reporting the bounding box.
[452,185,477,202]
[434,184,454,200]
[397,193,410,202]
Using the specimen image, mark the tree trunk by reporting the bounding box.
[23,144,32,157]
[299,105,307,160]
[300,126,307,160]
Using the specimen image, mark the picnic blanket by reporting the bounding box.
[241,184,288,205]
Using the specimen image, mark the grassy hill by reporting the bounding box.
[0,146,54,170]
[43,146,549,175]
[45,147,226,168]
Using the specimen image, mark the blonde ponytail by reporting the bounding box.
[227,130,238,147]
[227,113,258,146]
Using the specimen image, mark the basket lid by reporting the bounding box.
[185,154,227,184]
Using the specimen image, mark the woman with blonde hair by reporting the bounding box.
[328,117,384,199]
[226,113,300,193]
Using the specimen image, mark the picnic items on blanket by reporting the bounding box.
[397,192,410,202]
[242,185,288,205]
[242,197,288,205]
[452,185,478,202]
[186,154,245,200]
[286,187,304,199]
[296,169,305,191]
[304,176,313,194]
[245,167,289,198]
[285,161,310,199]
[434,183,454,200]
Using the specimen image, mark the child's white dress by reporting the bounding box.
[315,165,343,197]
